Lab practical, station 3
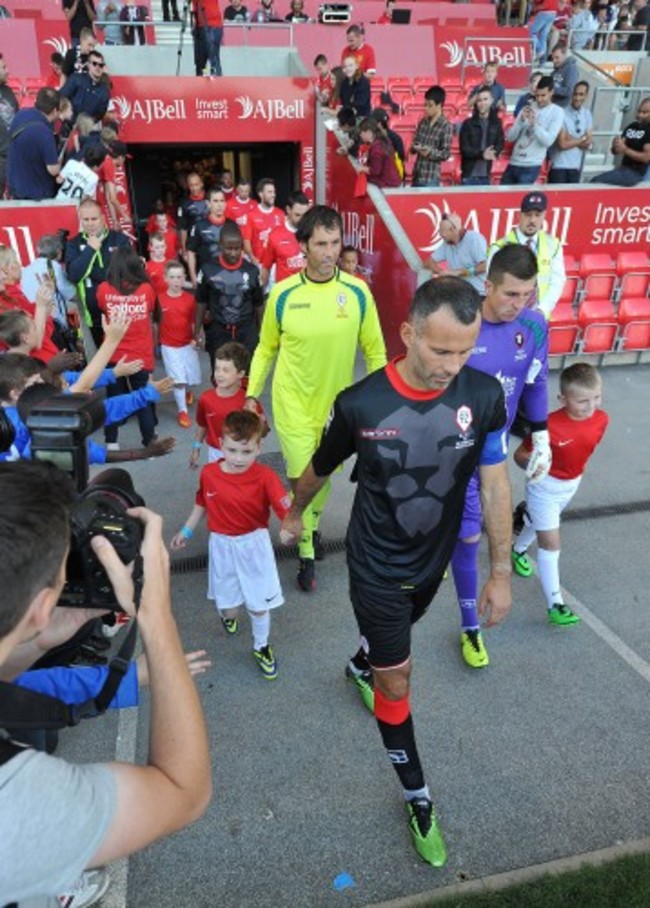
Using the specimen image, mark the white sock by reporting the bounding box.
[537,549,562,609]
[514,524,536,553]
[404,785,430,802]
[173,387,187,414]
[249,611,270,650]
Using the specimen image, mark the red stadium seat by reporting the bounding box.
[615,252,650,299]
[387,77,412,93]
[402,99,426,117]
[558,274,579,305]
[563,253,580,276]
[548,303,580,355]
[579,254,616,301]
[617,297,650,351]
[23,78,46,97]
[489,157,509,184]
[369,76,386,94]
[439,155,461,186]
[413,77,435,95]
[438,75,463,91]
[578,299,617,354]
[7,78,23,96]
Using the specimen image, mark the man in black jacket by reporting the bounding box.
[64,197,130,347]
[60,50,110,122]
[459,87,505,186]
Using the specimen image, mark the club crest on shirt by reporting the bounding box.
[336,293,349,318]
[515,331,524,347]
[456,405,473,434]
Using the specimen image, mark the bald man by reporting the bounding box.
[424,213,488,297]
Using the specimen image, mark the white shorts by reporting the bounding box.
[161,343,201,387]
[526,474,582,532]
[207,527,284,612]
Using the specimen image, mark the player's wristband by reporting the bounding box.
[181,526,194,540]
[191,441,202,449]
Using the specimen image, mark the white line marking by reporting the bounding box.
[102,707,138,908]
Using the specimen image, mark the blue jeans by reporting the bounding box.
[104,369,157,447]
[529,11,556,58]
[413,177,440,188]
[203,25,223,76]
[500,164,541,185]
[590,167,645,187]
[462,175,490,186]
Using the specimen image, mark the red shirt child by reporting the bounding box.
[158,289,196,348]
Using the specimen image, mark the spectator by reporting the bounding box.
[285,0,309,20]
[377,0,395,23]
[62,0,97,45]
[61,111,97,164]
[340,24,377,75]
[424,212,488,297]
[64,197,131,346]
[459,87,505,186]
[97,0,124,44]
[6,88,61,201]
[610,5,633,48]
[626,0,650,49]
[253,0,279,21]
[162,0,180,21]
[120,0,148,44]
[224,0,250,20]
[314,54,339,109]
[501,75,563,185]
[568,0,598,48]
[62,26,96,76]
[46,52,67,89]
[56,141,106,203]
[550,44,578,108]
[514,71,543,117]
[528,0,560,62]
[410,85,453,188]
[60,50,111,122]
[590,97,650,186]
[548,81,592,183]
[370,107,405,172]
[0,53,19,195]
[192,0,223,76]
[339,56,371,118]
[469,62,506,112]
[357,117,402,188]
[335,106,360,157]
[20,233,78,332]
[339,245,365,279]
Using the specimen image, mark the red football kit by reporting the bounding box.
[315,72,337,107]
[144,260,167,296]
[196,460,291,535]
[523,407,609,480]
[340,42,376,73]
[158,290,196,347]
[242,204,284,261]
[95,156,116,222]
[196,386,265,447]
[259,223,306,283]
[225,195,257,228]
[97,281,157,370]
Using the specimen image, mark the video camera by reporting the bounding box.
[26,394,144,611]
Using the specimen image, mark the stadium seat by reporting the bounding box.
[617,297,650,351]
[438,75,463,91]
[548,303,580,355]
[563,253,580,276]
[558,274,579,305]
[579,254,617,301]
[23,78,45,97]
[615,251,650,299]
[439,155,461,186]
[412,77,435,95]
[369,76,386,94]
[489,157,509,184]
[578,299,617,354]
[7,78,23,96]
[402,99,426,117]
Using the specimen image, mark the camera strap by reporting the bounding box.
[74,552,144,720]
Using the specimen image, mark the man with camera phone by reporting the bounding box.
[0,461,212,907]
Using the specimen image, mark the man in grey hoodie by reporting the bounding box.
[501,76,564,185]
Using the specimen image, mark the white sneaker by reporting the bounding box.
[105,442,120,452]
[58,868,110,907]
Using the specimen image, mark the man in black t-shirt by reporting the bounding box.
[186,187,228,287]
[62,0,97,44]
[591,97,650,186]
[281,277,512,868]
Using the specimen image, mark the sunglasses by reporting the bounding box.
[90,61,105,68]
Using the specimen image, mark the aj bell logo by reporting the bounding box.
[235,96,305,122]
[440,40,528,68]
[109,96,187,124]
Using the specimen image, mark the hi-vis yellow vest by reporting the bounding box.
[492,230,561,317]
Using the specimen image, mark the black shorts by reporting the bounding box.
[349,573,443,669]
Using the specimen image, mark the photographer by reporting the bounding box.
[0,461,212,906]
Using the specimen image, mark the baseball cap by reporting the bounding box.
[521,192,547,212]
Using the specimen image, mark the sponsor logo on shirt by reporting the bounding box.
[495,370,517,398]
[359,427,399,439]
